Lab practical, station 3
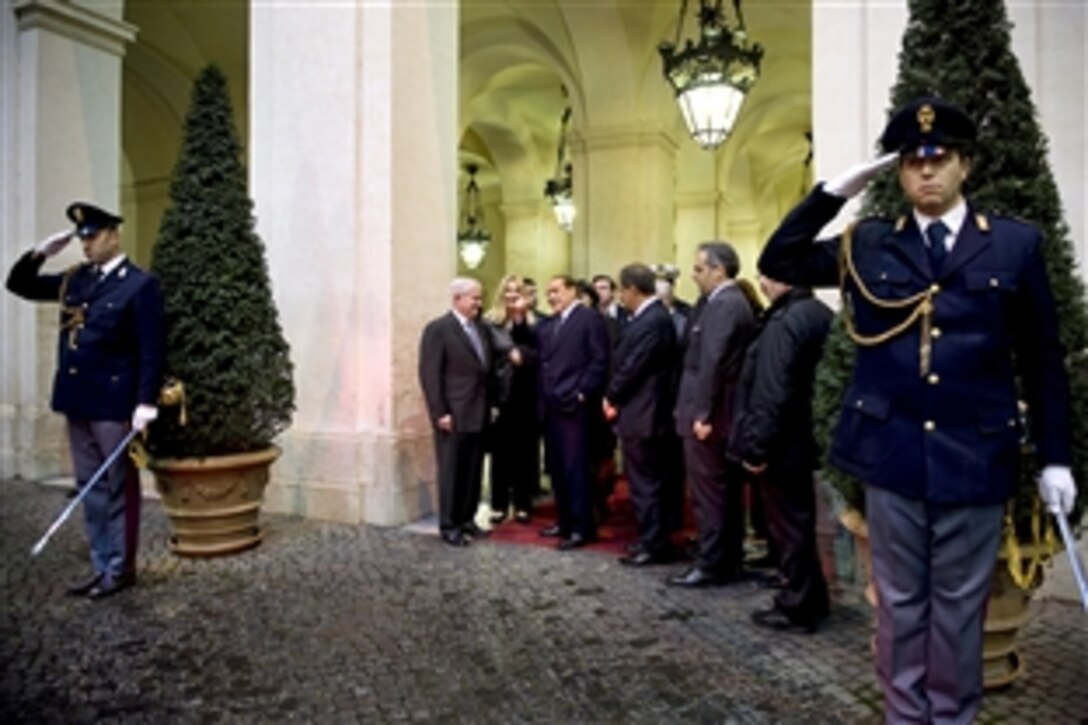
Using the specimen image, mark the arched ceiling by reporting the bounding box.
[460,0,813,217]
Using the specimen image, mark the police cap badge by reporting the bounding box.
[66,202,123,239]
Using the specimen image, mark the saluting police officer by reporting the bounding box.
[6,203,165,599]
[760,98,1076,723]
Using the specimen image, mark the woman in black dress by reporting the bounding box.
[484,274,540,524]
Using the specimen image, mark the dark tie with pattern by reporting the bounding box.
[925,220,949,275]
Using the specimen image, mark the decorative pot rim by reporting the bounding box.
[149,445,281,473]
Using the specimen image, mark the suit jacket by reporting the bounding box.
[759,185,1072,505]
[730,288,833,472]
[606,299,677,438]
[6,251,165,421]
[418,311,496,434]
[674,284,756,440]
[537,304,610,416]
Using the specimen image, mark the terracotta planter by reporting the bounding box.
[150,446,279,557]
[839,507,1033,690]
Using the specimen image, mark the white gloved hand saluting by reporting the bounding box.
[1038,465,1077,516]
[34,229,74,258]
[132,404,159,433]
[824,152,899,199]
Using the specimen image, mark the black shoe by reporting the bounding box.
[462,523,490,539]
[539,524,565,538]
[67,573,103,597]
[489,511,507,525]
[514,510,531,524]
[619,550,674,567]
[441,531,469,547]
[750,606,821,634]
[87,573,133,600]
[666,567,737,588]
[625,542,643,555]
[557,533,595,551]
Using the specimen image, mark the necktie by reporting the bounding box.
[925,221,949,275]
[463,321,485,363]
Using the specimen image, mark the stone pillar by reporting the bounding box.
[1009,2,1088,274]
[502,198,569,284]
[251,1,456,524]
[811,0,906,237]
[0,1,135,479]
[570,125,678,279]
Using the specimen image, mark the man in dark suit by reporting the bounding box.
[538,275,610,550]
[730,274,833,633]
[669,241,756,587]
[419,277,498,547]
[603,264,678,566]
[7,202,165,599]
[759,97,1075,722]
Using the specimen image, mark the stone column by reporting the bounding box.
[570,125,678,279]
[811,0,906,236]
[0,1,135,479]
[1009,2,1088,274]
[251,1,456,524]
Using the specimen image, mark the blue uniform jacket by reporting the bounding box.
[7,251,165,422]
[759,186,1071,505]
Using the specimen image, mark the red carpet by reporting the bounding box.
[486,478,694,556]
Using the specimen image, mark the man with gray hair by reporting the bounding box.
[419,277,499,547]
[669,241,756,587]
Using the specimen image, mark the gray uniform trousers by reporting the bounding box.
[67,419,141,578]
[866,486,1003,725]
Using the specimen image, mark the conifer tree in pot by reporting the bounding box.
[814,0,1088,687]
[147,65,295,557]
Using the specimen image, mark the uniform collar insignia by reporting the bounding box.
[975,213,990,232]
[894,216,907,232]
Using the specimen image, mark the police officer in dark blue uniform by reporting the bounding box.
[760,98,1076,723]
[7,202,165,599]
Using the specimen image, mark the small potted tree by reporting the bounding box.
[147,65,295,557]
[815,0,1088,688]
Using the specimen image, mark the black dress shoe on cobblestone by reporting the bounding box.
[557,533,594,551]
[462,523,490,539]
[67,573,103,597]
[619,550,673,567]
[87,573,133,600]
[441,531,469,547]
[750,606,820,634]
[666,567,731,588]
[625,542,643,555]
[514,510,531,524]
[539,524,565,538]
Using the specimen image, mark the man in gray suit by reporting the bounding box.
[669,242,756,587]
[419,278,499,547]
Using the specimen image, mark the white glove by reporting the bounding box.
[34,229,73,258]
[1038,465,1077,516]
[824,152,899,199]
[132,404,159,432]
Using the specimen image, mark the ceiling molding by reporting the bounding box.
[14,0,137,57]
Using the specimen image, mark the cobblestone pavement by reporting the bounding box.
[1,480,1085,724]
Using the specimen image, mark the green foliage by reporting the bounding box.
[816,0,1088,534]
[149,65,295,458]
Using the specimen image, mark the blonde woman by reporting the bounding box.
[483,274,540,523]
